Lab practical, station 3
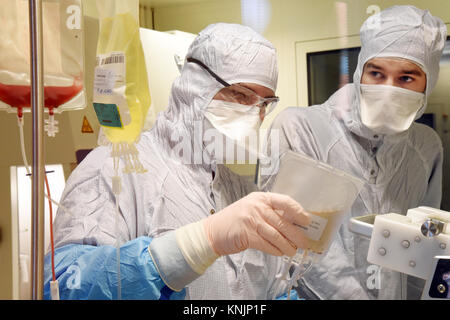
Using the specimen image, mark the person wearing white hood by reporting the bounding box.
[43,23,311,300]
[260,5,447,300]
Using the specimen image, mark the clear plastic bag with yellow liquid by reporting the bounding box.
[93,0,151,174]
[269,150,364,299]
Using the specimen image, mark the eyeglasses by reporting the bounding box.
[186,57,279,115]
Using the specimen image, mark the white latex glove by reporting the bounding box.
[175,192,310,275]
[204,192,310,257]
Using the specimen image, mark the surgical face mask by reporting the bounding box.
[360,84,425,135]
[203,99,262,165]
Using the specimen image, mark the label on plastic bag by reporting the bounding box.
[94,52,125,93]
[298,214,328,241]
[94,68,115,95]
[93,51,130,126]
[93,103,122,128]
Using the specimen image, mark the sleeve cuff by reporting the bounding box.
[148,231,201,292]
[175,220,219,275]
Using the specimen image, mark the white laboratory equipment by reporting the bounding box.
[349,206,450,300]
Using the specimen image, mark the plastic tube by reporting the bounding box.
[272,249,317,300]
[19,116,76,215]
[18,117,31,176]
[18,115,60,299]
[271,255,293,300]
[112,144,122,300]
[43,175,55,281]
[286,250,317,300]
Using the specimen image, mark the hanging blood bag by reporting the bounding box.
[0,0,86,123]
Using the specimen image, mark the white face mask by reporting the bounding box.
[360,84,425,135]
[203,99,262,165]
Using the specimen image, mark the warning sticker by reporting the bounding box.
[81,116,94,133]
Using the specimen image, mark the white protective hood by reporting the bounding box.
[349,5,447,138]
[152,22,278,167]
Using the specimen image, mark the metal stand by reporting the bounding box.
[29,0,45,300]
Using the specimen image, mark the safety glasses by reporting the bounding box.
[186,57,279,115]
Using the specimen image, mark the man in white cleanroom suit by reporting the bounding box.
[261,5,447,300]
[43,23,311,300]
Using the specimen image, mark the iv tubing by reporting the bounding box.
[271,256,293,300]
[113,148,122,300]
[286,250,316,300]
[18,116,58,293]
[44,175,56,282]
[18,117,75,215]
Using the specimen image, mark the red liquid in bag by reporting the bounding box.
[0,80,83,111]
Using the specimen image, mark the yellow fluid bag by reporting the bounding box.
[93,0,150,173]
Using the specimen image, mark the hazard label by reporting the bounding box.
[81,116,94,133]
